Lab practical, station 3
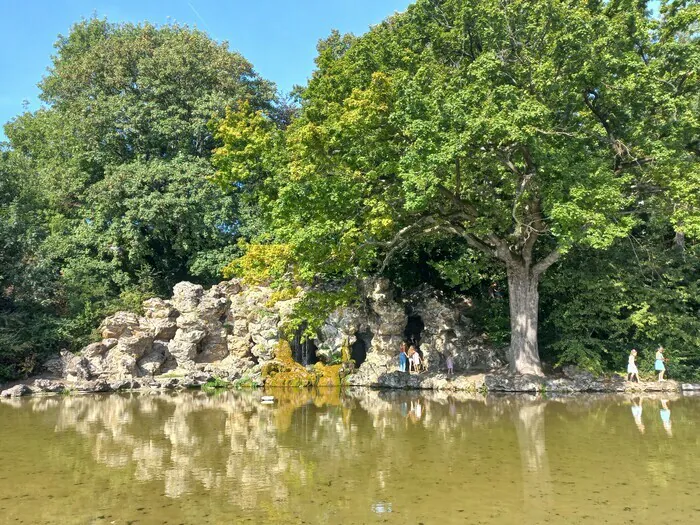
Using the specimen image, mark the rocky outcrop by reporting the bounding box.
[5,277,687,397]
[27,277,502,392]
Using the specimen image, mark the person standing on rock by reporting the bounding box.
[399,343,408,373]
[407,345,416,373]
[655,346,667,382]
[446,353,454,376]
[627,349,640,382]
[410,346,422,373]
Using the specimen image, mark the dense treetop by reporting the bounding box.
[1,3,698,381]
[213,0,699,374]
[0,19,276,379]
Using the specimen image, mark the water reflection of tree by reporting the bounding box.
[6,389,514,521]
[512,398,552,522]
[12,391,700,523]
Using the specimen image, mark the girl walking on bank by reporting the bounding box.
[627,349,640,382]
[655,346,667,382]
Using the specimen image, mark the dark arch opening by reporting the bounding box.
[351,331,372,367]
[404,315,425,349]
[290,323,319,366]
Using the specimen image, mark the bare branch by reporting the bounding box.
[497,150,522,177]
[521,200,545,264]
[615,156,655,173]
[532,128,577,137]
[583,91,616,143]
[436,184,479,218]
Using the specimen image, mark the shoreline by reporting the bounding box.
[2,369,698,398]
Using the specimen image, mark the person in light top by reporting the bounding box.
[655,346,667,382]
[446,353,454,376]
[410,347,422,373]
[627,349,640,382]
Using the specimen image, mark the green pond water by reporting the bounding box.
[0,389,698,525]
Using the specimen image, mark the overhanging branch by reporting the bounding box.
[532,248,561,279]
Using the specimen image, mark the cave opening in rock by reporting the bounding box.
[290,323,319,366]
[351,331,372,367]
[404,315,425,348]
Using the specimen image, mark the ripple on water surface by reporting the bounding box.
[0,389,698,524]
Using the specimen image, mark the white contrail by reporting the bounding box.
[186,1,214,35]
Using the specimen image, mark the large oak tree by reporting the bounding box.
[217,0,699,375]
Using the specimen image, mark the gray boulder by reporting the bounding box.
[65,354,91,381]
[42,350,74,377]
[1,384,32,397]
[116,331,154,359]
[172,281,204,312]
[138,340,169,376]
[142,297,178,319]
[32,379,66,393]
[484,374,545,392]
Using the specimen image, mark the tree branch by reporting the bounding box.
[377,216,440,272]
[436,184,478,218]
[615,156,655,173]
[532,248,561,279]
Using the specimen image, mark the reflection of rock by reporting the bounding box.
[15,389,508,509]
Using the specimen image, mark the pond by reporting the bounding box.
[0,390,698,524]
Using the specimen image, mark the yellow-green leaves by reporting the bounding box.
[211,101,279,188]
[222,242,295,285]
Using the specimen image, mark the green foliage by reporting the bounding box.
[2,5,698,381]
[0,148,61,381]
[472,298,511,348]
[540,218,700,380]
[222,242,295,285]
[213,0,698,374]
[283,284,359,340]
[232,375,259,389]
[202,377,232,392]
[0,18,275,381]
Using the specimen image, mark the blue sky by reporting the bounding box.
[0,0,411,140]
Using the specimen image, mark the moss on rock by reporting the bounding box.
[262,341,344,388]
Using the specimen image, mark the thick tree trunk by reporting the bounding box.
[507,264,543,376]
